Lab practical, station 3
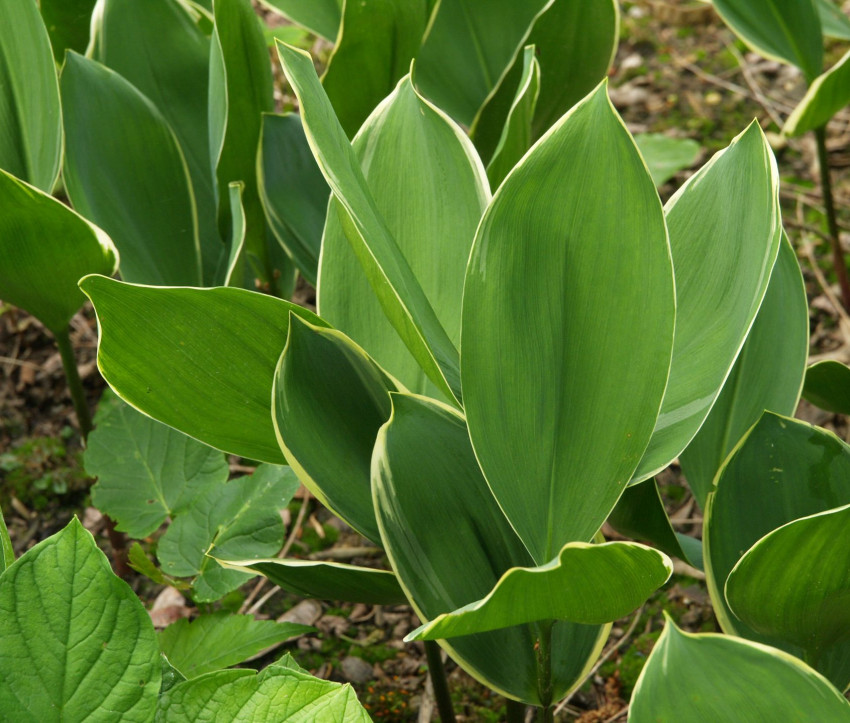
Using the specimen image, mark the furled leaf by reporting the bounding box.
[785,49,850,136]
[710,0,823,81]
[803,359,850,414]
[274,316,400,543]
[258,0,342,40]
[90,0,221,284]
[414,0,551,126]
[680,237,808,507]
[703,414,850,649]
[156,662,370,722]
[633,123,780,482]
[0,507,13,574]
[373,393,608,705]
[85,400,229,539]
[220,182,248,286]
[80,275,327,463]
[259,113,329,285]
[0,170,117,335]
[462,82,674,564]
[0,518,160,721]
[634,133,701,186]
[61,52,202,286]
[726,504,850,688]
[485,46,540,189]
[157,465,298,602]
[322,0,428,138]
[816,0,850,40]
[158,613,313,679]
[220,558,406,605]
[0,0,61,192]
[278,43,465,403]
[160,655,187,695]
[629,616,850,722]
[40,0,97,62]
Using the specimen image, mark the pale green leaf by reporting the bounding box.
[634,133,700,186]
[803,359,850,414]
[816,0,850,40]
[220,182,248,286]
[258,0,342,40]
[785,49,850,136]
[0,506,13,574]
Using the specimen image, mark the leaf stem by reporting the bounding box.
[814,125,850,310]
[424,640,456,723]
[535,620,554,722]
[54,325,92,439]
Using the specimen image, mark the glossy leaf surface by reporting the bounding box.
[80,275,327,463]
[40,0,97,61]
[373,394,607,704]
[634,133,700,187]
[0,519,159,721]
[463,82,674,563]
[629,617,850,722]
[726,504,850,688]
[62,52,202,286]
[803,359,850,414]
[279,43,464,402]
[680,238,808,507]
[785,49,850,136]
[258,0,341,40]
[0,0,61,191]
[0,171,117,334]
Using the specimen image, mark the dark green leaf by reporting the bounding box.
[803,359,850,414]
[39,0,97,62]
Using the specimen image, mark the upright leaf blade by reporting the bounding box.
[0,507,13,574]
[258,0,342,40]
[785,49,850,137]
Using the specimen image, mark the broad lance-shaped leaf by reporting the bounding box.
[278,43,464,404]
[373,393,608,705]
[703,414,850,652]
[785,48,850,137]
[318,70,488,398]
[90,0,221,285]
[259,113,329,285]
[462,81,674,565]
[816,0,850,40]
[158,613,313,679]
[0,519,160,721]
[157,658,371,722]
[40,0,97,62]
[321,0,428,138]
[629,616,850,723]
[61,52,202,287]
[680,236,808,507]
[634,133,700,187]
[218,558,406,606]
[711,0,823,81]
[258,0,342,40]
[803,359,850,414]
[0,171,117,335]
[157,465,298,602]
[80,275,328,464]
[85,400,229,539]
[408,541,671,640]
[0,0,61,192]
[633,121,781,482]
[726,504,850,689]
[274,315,401,543]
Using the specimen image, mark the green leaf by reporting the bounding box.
[160,654,187,695]
[85,401,229,539]
[633,122,781,482]
[414,0,551,126]
[322,0,428,138]
[0,518,160,721]
[710,0,824,81]
[485,46,540,189]
[39,0,97,62]
[127,543,191,590]
[219,558,406,605]
[803,359,850,414]
[220,182,249,286]
[157,465,298,602]
[258,0,342,40]
[462,82,674,564]
[80,275,328,463]
[258,113,329,285]
[61,52,202,287]
[634,133,701,186]
[373,393,607,705]
[680,237,808,507]
[0,170,117,335]
[278,43,465,403]
[629,616,850,722]
[274,316,400,543]
[703,413,850,649]
[90,0,221,284]
[0,0,61,192]
[156,662,371,722]
[158,613,313,679]
[318,71,488,398]
[815,0,850,40]
[726,504,850,688]
[785,49,850,136]
[0,507,13,574]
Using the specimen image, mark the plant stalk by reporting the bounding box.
[505,698,526,723]
[55,326,93,439]
[814,125,850,310]
[535,621,555,723]
[424,640,456,723]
